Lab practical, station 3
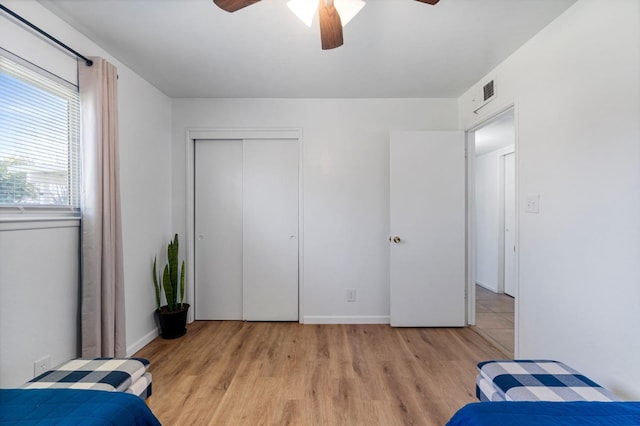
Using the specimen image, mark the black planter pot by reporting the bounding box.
[155,304,190,339]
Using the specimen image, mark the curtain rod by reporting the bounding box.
[0,4,93,66]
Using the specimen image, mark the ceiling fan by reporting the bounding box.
[213,0,440,50]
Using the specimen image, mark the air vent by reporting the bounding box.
[473,77,497,114]
[483,80,495,102]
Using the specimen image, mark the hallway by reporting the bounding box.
[474,285,514,357]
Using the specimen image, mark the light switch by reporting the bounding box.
[525,194,540,213]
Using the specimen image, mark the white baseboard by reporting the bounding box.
[303,315,390,324]
[476,281,499,293]
[127,328,158,357]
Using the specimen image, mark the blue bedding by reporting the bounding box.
[0,388,161,425]
[447,402,640,426]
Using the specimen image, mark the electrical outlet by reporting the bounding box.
[34,355,50,377]
[347,288,356,302]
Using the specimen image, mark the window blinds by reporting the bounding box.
[0,54,80,210]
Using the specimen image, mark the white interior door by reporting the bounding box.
[242,139,299,321]
[503,152,516,297]
[390,131,466,327]
[194,140,243,320]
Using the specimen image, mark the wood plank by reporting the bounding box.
[135,322,506,425]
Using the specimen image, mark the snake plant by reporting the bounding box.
[152,234,186,312]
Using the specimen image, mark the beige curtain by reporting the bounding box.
[79,57,126,357]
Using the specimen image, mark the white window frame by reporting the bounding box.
[0,49,81,221]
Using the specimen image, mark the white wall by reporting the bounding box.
[475,146,514,292]
[0,222,79,387]
[172,98,458,323]
[460,0,640,398]
[0,0,172,386]
[118,66,173,355]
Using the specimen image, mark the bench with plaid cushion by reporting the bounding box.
[22,357,152,400]
[476,360,619,402]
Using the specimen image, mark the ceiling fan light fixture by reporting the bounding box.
[333,0,365,27]
[287,0,316,27]
[288,0,365,28]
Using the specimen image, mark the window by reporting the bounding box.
[0,52,80,215]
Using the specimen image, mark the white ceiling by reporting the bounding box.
[39,0,577,98]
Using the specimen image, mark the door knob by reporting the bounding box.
[389,236,401,243]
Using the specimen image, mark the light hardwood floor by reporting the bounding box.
[473,285,515,357]
[135,321,505,425]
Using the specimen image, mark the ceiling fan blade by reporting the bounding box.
[213,0,261,13]
[415,0,440,4]
[318,0,343,50]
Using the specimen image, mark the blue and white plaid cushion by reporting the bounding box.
[477,360,620,402]
[476,374,505,402]
[23,358,149,394]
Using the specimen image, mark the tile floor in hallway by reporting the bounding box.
[474,285,514,357]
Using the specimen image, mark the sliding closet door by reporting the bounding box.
[194,140,243,320]
[194,138,299,321]
[243,139,299,321]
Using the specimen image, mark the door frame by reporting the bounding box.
[465,105,519,354]
[499,149,515,296]
[185,128,304,323]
